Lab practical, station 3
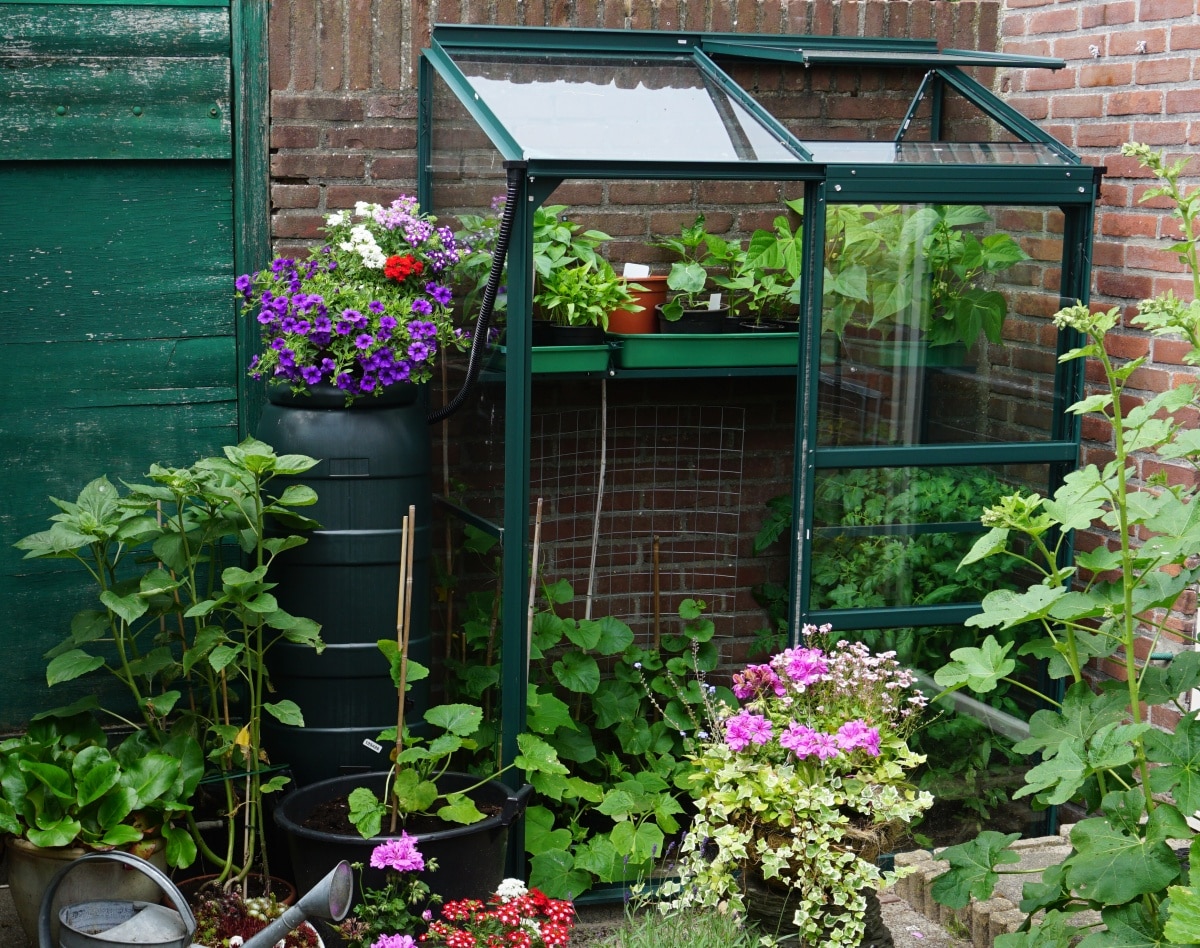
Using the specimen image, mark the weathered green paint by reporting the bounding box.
[0,6,243,730]
[0,5,231,159]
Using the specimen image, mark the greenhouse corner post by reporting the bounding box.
[793,178,827,643]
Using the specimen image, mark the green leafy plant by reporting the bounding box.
[657,628,932,948]
[441,551,721,898]
[598,898,760,948]
[653,207,803,324]
[455,201,635,330]
[824,203,1029,350]
[14,438,324,887]
[928,143,1200,947]
[0,710,201,857]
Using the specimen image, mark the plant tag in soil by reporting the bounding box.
[708,293,723,309]
[362,738,383,753]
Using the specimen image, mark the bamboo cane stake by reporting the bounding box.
[652,535,662,650]
[390,508,413,834]
[528,497,544,665]
[584,379,608,620]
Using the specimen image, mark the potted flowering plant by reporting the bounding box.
[238,196,469,404]
[420,877,574,948]
[337,834,438,948]
[658,627,932,948]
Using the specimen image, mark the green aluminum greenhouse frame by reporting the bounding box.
[417,24,1102,799]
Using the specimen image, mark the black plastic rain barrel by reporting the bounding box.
[257,383,431,785]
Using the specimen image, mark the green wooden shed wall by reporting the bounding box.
[0,0,269,729]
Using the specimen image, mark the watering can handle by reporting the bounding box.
[37,850,197,948]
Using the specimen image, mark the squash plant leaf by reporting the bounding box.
[1146,714,1200,814]
[930,831,1022,908]
[1065,817,1183,906]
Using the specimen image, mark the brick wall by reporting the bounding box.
[1000,0,1200,726]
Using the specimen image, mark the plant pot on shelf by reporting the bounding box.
[6,835,170,947]
[274,771,533,906]
[256,382,433,785]
[607,275,668,334]
[655,303,729,335]
[530,321,607,346]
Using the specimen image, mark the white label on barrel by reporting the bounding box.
[363,738,383,753]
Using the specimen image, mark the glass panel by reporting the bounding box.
[818,202,1066,446]
[801,140,1068,165]
[810,463,1052,610]
[449,54,801,163]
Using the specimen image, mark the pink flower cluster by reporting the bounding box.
[370,833,425,873]
[717,626,925,769]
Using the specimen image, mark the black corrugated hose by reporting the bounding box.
[428,161,525,425]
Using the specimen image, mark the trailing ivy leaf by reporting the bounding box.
[930,831,1022,908]
[1147,714,1200,814]
[1164,885,1200,946]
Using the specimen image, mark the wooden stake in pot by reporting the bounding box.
[390,504,416,834]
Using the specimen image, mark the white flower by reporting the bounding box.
[354,200,377,218]
[229,938,244,948]
[496,877,528,900]
[327,210,347,226]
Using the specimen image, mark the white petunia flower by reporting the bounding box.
[496,877,528,900]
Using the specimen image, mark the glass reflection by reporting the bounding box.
[450,55,799,162]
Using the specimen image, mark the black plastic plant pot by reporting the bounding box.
[654,304,729,334]
[274,771,533,904]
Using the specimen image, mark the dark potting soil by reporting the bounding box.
[301,794,502,836]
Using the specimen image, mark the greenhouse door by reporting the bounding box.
[0,0,265,728]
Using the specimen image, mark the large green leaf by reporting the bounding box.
[529,848,591,899]
[552,651,600,694]
[934,635,1016,693]
[425,703,483,736]
[1164,885,1200,945]
[515,732,568,775]
[524,806,572,856]
[1147,714,1200,814]
[526,687,575,735]
[929,831,1022,908]
[1066,816,1182,906]
[45,649,106,686]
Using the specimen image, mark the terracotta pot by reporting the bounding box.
[608,275,668,334]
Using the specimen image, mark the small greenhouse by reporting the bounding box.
[417,24,1100,844]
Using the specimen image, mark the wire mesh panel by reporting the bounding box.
[530,396,745,648]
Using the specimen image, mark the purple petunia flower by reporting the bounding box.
[410,298,433,316]
[407,341,430,363]
[355,333,374,350]
[425,282,453,306]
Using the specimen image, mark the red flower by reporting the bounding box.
[385,254,424,282]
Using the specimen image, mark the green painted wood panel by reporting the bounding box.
[0,0,240,726]
[0,5,231,159]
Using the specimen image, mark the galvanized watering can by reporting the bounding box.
[38,851,353,948]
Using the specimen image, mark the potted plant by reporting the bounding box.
[13,440,325,898]
[824,203,1028,364]
[656,628,932,948]
[0,709,202,944]
[274,625,567,905]
[652,215,729,333]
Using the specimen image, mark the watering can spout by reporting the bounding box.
[241,861,354,948]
